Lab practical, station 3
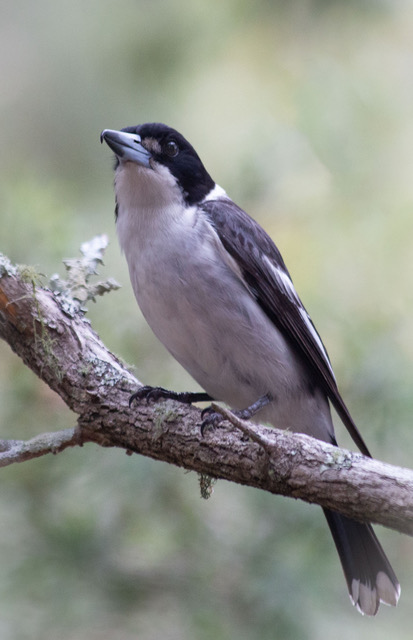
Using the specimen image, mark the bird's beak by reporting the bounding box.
[100,129,152,167]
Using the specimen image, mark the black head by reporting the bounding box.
[102,123,215,206]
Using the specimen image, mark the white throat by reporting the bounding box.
[115,161,186,253]
[115,161,183,210]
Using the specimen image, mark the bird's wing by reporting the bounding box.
[202,197,371,457]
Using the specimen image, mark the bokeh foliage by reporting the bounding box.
[1,1,413,638]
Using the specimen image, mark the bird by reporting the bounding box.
[101,122,400,615]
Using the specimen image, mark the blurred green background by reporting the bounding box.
[1,0,413,638]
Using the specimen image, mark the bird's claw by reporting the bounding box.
[200,406,224,436]
[129,385,171,407]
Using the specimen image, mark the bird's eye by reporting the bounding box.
[164,140,179,157]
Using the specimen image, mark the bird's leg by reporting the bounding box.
[129,385,213,407]
[201,393,272,434]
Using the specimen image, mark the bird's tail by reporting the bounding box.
[323,508,400,615]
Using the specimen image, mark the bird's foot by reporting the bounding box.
[129,386,212,408]
[200,406,224,435]
[200,393,272,436]
[235,394,272,420]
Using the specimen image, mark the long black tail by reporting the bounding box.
[323,508,400,615]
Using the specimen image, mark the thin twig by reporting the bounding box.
[0,428,83,467]
[210,403,275,454]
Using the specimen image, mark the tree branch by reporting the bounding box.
[0,428,80,467]
[1,244,412,536]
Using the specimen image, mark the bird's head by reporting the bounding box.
[101,123,215,210]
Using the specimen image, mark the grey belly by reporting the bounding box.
[128,251,334,442]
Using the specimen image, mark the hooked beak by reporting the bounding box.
[100,129,152,167]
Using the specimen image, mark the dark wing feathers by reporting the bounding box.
[203,198,371,457]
